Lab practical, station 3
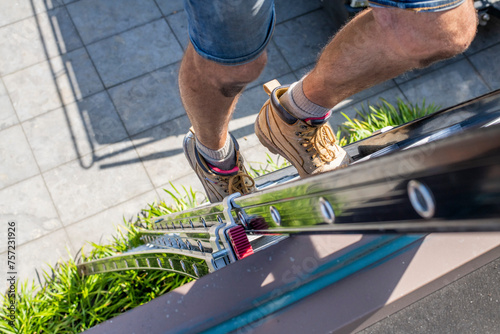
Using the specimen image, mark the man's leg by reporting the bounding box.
[179,44,267,151]
[304,0,477,108]
[179,0,274,202]
[256,0,477,178]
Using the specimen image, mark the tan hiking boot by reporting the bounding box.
[255,79,351,178]
[183,129,256,203]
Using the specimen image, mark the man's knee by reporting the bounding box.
[188,45,268,97]
[373,0,477,67]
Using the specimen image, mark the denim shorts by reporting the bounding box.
[369,0,465,11]
[184,0,465,65]
[184,0,275,65]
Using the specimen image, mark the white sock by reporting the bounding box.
[279,78,331,120]
[196,135,237,171]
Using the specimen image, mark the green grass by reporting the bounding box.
[336,98,439,146]
[248,153,290,178]
[0,98,437,333]
[0,185,202,334]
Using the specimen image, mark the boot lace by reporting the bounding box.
[227,172,255,195]
[297,124,337,167]
[213,153,256,195]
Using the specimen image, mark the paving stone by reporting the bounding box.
[23,91,128,172]
[247,42,294,89]
[0,125,39,190]
[332,80,397,111]
[273,9,335,71]
[243,143,283,177]
[67,0,162,44]
[465,16,500,56]
[330,87,406,131]
[55,47,105,99]
[0,176,63,253]
[156,172,208,207]
[4,61,61,121]
[2,229,74,286]
[155,0,184,16]
[399,59,490,111]
[66,190,159,249]
[43,139,153,225]
[131,115,191,188]
[0,79,18,131]
[275,0,323,23]
[166,10,188,50]
[0,0,64,28]
[469,43,500,91]
[109,63,184,136]
[87,19,183,88]
[0,7,82,76]
[3,48,103,121]
[294,63,315,79]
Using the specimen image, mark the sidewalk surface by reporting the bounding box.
[0,0,499,286]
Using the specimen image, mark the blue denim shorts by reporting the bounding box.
[184,0,275,65]
[369,0,465,11]
[184,0,465,65]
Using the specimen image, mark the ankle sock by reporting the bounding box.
[279,78,331,120]
[196,135,237,171]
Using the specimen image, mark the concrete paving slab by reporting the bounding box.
[469,43,500,91]
[0,176,63,253]
[23,91,128,172]
[273,9,336,71]
[243,143,283,176]
[0,79,17,131]
[88,19,183,87]
[87,19,183,88]
[43,139,153,225]
[131,115,191,188]
[0,7,82,76]
[465,16,500,55]
[165,10,188,51]
[0,0,63,28]
[275,0,323,23]
[109,63,184,136]
[247,42,295,89]
[332,79,397,111]
[67,0,162,44]
[394,55,465,85]
[3,48,103,122]
[155,0,184,17]
[66,190,160,250]
[0,125,39,190]
[294,63,315,79]
[399,59,490,111]
[156,172,208,207]
[55,47,105,99]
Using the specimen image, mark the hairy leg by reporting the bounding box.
[304,0,477,108]
[179,43,267,150]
